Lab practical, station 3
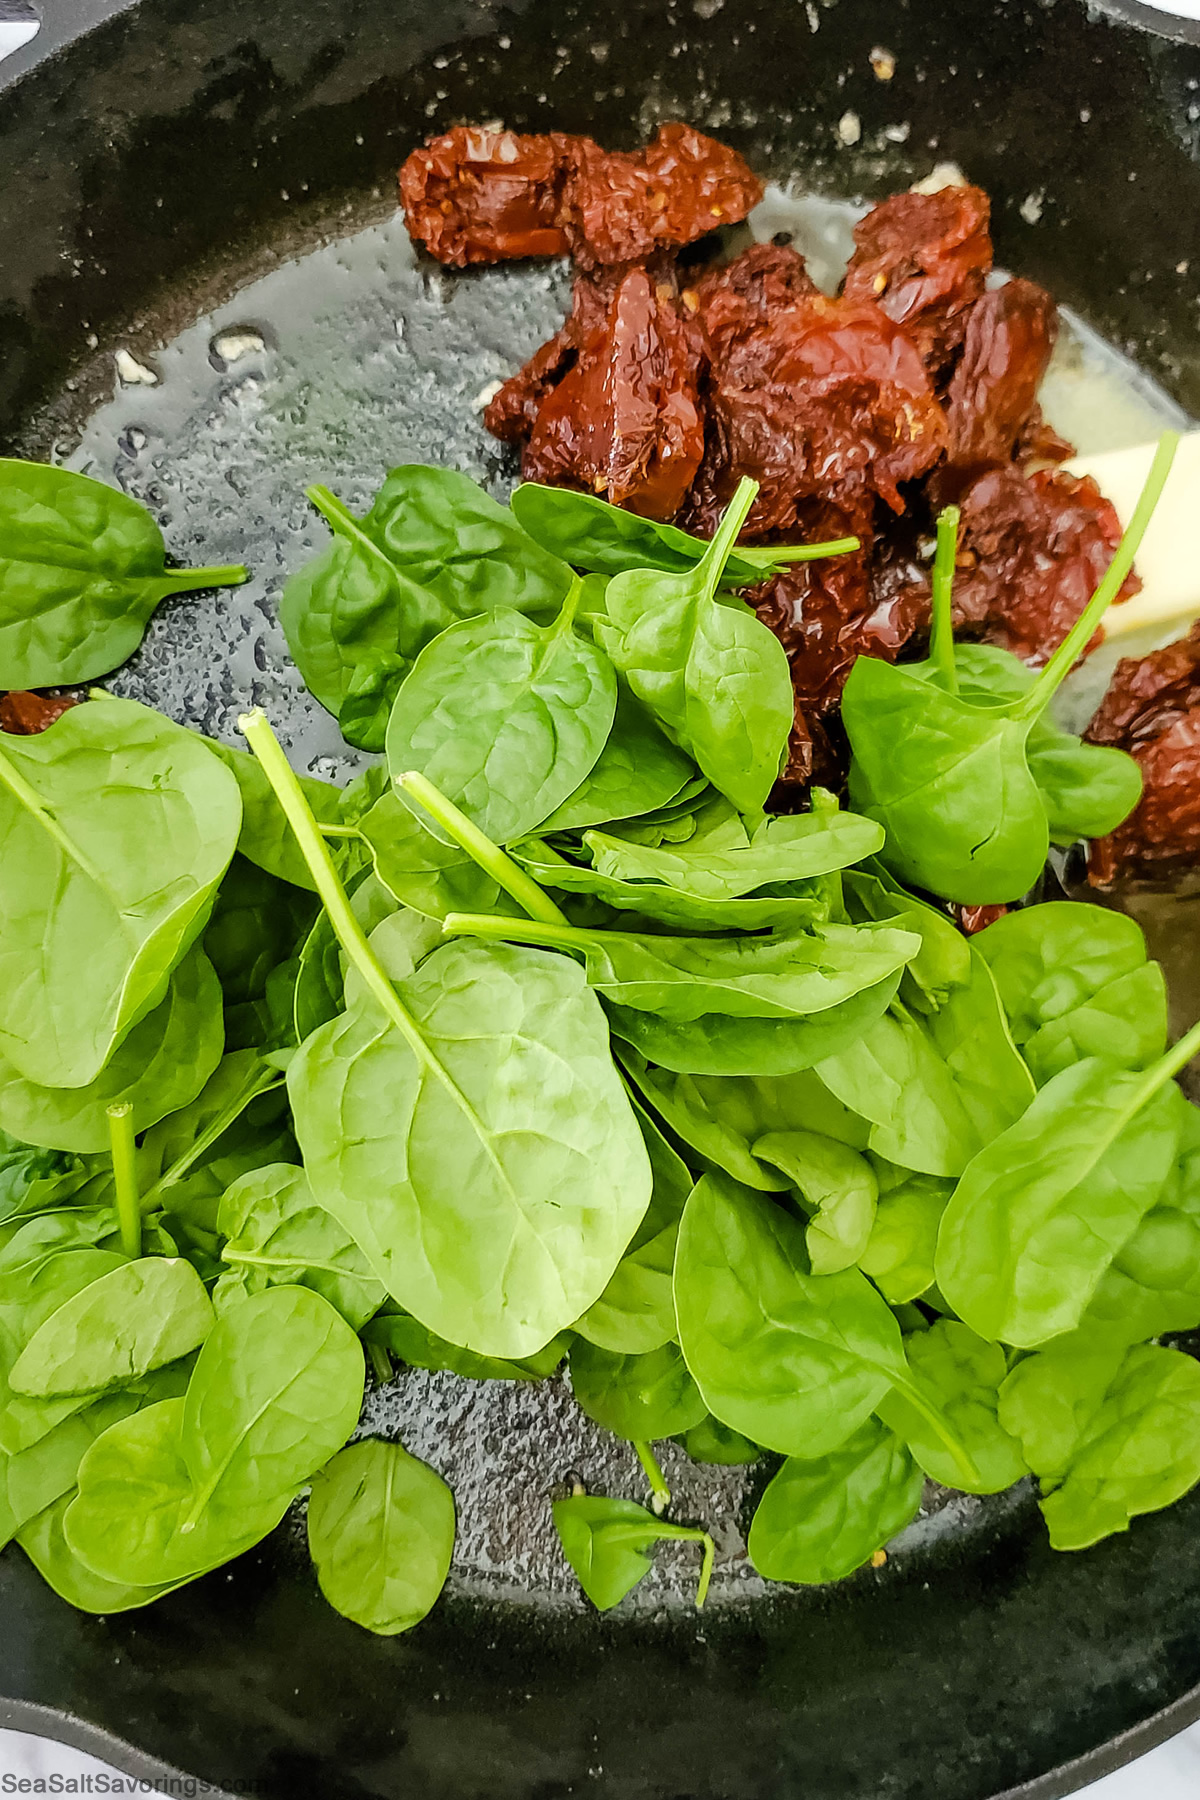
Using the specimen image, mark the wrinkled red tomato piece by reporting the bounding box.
[687,240,818,360]
[748,500,930,787]
[400,123,762,271]
[0,691,78,734]
[514,267,706,519]
[485,261,637,443]
[561,124,763,269]
[952,465,1138,664]
[843,184,992,374]
[955,903,1009,934]
[943,278,1061,468]
[684,293,947,536]
[1085,624,1200,882]
[399,127,572,266]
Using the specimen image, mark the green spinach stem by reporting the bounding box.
[107,1102,142,1261]
[697,478,759,592]
[159,564,248,592]
[394,771,568,926]
[366,1341,393,1385]
[238,710,438,1070]
[442,912,586,950]
[929,505,961,696]
[1015,430,1180,723]
[633,1439,671,1514]
[745,534,861,569]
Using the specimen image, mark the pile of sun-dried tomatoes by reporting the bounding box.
[400,122,1194,881]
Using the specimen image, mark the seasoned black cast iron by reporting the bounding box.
[2,0,1200,1795]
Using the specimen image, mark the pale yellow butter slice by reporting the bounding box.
[1065,432,1200,641]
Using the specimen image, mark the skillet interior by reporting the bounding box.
[2,1,1200,1795]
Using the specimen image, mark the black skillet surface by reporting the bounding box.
[3,0,1200,1795]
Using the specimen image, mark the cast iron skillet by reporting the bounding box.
[3,1,1200,1795]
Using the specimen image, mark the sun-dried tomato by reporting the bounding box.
[1086,626,1200,881]
[943,278,1060,469]
[842,184,992,375]
[399,127,573,267]
[1088,711,1200,884]
[955,903,1009,934]
[751,497,929,702]
[688,240,818,360]
[1089,622,1200,749]
[561,125,763,269]
[951,465,1139,664]
[683,292,947,536]
[484,263,634,442]
[400,123,762,271]
[0,691,78,734]
[1015,404,1076,468]
[514,266,706,520]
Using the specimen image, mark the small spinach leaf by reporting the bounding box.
[747,1419,923,1584]
[0,460,246,688]
[11,1258,213,1398]
[0,699,241,1088]
[307,1437,455,1635]
[385,585,617,846]
[602,480,793,814]
[569,1340,707,1441]
[213,1162,385,1329]
[0,946,224,1155]
[64,1286,364,1587]
[551,1494,713,1611]
[875,1320,1027,1494]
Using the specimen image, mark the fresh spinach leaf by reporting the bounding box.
[213,1163,385,1329]
[361,1309,569,1382]
[361,787,524,922]
[385,583,616,847]
[999,1341,1200,1550]
[747,1419,923,1584]
[510,481,858,585]
[974,903,1167,1085]
[64,1286,364,1586]
[0,947,224,1155]
[11,1258,213,1398]
[607,971,905,1079]
[677,1416,762,1466]
[585,801,884,900]
[281,468,572,734]
[816,953,1034,1179]
[842,443,1175,904]
[616,1054,867,1192]
[0,698,241,1088]
[444,914,919,1025]
[601,479,793,814]
[533,684,697,834]
[673,1173,971,1474]
[753,1131,878,1274]
[513,837,828,934]
[0,460,246,688]
[307,1437,455,1634]
[551,1493,713,1610]
[858,1164,951,1304]
[935,1027,1200,1347]
[569,1340,707,1441]
[875,1320,1028,1494]
[290,935,650,1360]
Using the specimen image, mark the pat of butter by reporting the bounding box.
[1065,432,1200,641]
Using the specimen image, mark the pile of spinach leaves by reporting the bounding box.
[0,447,1196,1635]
